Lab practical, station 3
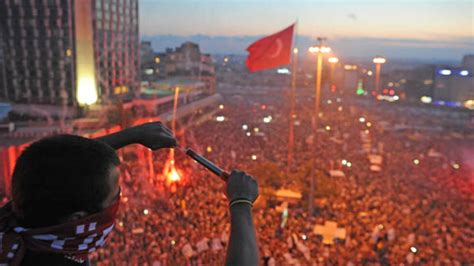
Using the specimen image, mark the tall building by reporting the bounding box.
[342,64,359,95]
[0,0,139,106]
[433,55,473,106]
[142,42,216,93]
[0,28,6,100]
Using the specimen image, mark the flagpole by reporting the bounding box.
[287,20,298,173]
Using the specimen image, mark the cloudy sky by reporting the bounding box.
[139,0,473,60]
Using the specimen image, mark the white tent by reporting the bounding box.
[368,154,383,165]
[370,165,382,172]
[329,170,345,177]
[275,189,302,199]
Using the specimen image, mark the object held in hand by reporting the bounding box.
[180,147,229,182]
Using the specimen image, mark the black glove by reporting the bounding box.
[226,170,259,203]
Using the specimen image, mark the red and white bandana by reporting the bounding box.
[0,199,120,265]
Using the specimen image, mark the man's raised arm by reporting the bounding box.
[225,170,259,266]
[95,122,177,150]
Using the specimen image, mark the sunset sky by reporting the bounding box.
[139,0,473,59]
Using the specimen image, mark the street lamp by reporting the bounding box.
[328,57,339,92]
[309,46,331,54]
[373,56,386,95]
[308,43,331,122]
[308,38,331,215]
[328,57,339,63]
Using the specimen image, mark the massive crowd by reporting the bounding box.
[91,93,473,265]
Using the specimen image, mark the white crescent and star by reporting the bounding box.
[268,38,283,58]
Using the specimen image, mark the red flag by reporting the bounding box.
[246,24,294,72]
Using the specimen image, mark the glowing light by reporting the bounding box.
[143,209,149,215]
[378,224,384,229]
[242,124,248,130]
[75,0,98,106]
[168,167,181,182]
[373,57,386,64]
[367,71,373,76]
[145,69,154,75]
[251,155,257,160]
[364,129,370,134]
[263,116,272,123]
[277,68,290,74]
[325,125,331,131]
[66,49,72,57]
[347,162,352,167]
[254,127,260,133]
[327,99,332,104]
[302,234,307,240]
[424,79,433,85]
[77,76,98,105]
[328,57,339,63]
[246,132,251,137]
[341,159,347,165]
[320,46,331,53]
[359,117,366,123]
[464,100,474,110]
[293,48,298,54]
[344,64,357,70]
[366,122,372,127]
[420,96,432,104]
[163,159,182,183]
[459,70,469,76]
[410,246,417,253]
[309,46,331,54]
[338,106,343,112]
[119,221,124,227]
[439,69,452,76]
[171,240,176,245]
[452,163,460,169]
[216,116,225,122]
[224,57,229,63]
[377,95,399,102]
[219,104,224,109]
[413,159,420,165]
[356,80,365,95]
[155,57,160,64]
[206,146,212,153]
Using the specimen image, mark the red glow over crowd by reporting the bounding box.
[87,95,472,265]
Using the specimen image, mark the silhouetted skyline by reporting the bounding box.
[139,0,473,60]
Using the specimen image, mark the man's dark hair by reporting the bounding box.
[11,134,120,228]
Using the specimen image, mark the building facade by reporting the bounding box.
[0,0,139,106]
[142,42,216,94]
[433,55,473,106]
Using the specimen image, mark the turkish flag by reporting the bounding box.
[245,24,295,72]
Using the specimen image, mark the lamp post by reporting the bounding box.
[328,57,339,92]
[373,56,386,95]
[308,38,331,215]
